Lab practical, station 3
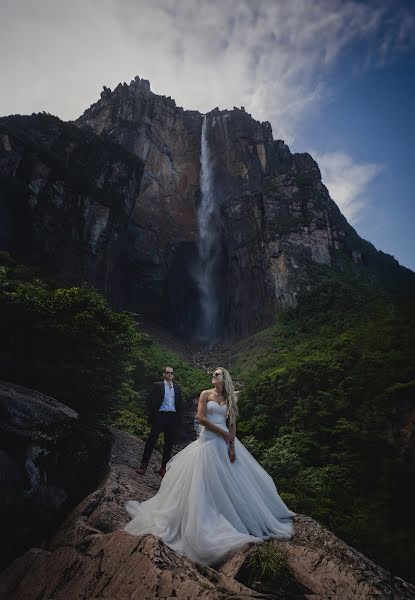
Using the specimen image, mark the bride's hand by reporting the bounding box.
[222,431,235,444]
[228,446,236,463]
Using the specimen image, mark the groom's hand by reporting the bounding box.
[228,447,236,463]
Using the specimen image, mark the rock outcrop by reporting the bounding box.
[0,379,111,571]
[1,394,414,599]
[219,515,415,599]
[0,428,270,600]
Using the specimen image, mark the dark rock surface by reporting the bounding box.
[222,155,415,338]
[0,379,111,570]
[0,113,143,310]
[219,515,415,599]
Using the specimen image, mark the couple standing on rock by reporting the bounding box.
[124,364,295,567]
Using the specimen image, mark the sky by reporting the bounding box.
[1,0,414,271]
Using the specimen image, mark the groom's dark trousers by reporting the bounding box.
[142,381,183,468]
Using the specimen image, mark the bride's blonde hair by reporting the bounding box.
[216,367,239,426]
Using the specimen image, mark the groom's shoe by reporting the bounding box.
[137,461,148,475]
[157,466,166,478]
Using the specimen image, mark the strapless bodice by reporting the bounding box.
[198,401,228,443]
[206,400,227,426]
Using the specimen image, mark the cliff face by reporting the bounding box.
[75,77,285,236]
[75,77,296,333]
[77,78,201,244]
[0,114,143,309]
[76,78,202,323]
[75,77,414,339]
[222,151,415,337]
[1,78,414,340]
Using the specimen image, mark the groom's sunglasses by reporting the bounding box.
[164,371,174,375]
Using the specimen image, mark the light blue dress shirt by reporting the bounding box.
[159,380,176,412]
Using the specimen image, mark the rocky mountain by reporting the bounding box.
[1,379,414,599]
[76,76,415,339]
[1,77,414,341]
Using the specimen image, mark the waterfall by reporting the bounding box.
[195,115,220,341]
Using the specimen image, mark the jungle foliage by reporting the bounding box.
[234,275,415,581]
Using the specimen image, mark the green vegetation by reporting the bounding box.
[1,248,414,582]
[0,251,209,427]
[247,543,289,581]
[245,543,300,597]
[199,581,213,591]
[233,274,415,581]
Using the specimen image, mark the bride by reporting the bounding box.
[124,367,295,566]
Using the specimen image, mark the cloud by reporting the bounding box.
[0,0,414,144]
[355,3,415,73]
[312,151,384,224]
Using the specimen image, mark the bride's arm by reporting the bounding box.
[228,421,236,463]
[197,391,235,443]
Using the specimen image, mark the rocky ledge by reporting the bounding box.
[1,403,414,599]
[0,379,111,573]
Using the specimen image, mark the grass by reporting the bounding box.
[247,542,289,581]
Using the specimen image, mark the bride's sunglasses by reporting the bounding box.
[212,371,223,378]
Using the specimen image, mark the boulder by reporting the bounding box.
[0,379,111,570]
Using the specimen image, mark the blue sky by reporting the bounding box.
[0,0,414,270]
[299,43,415,271]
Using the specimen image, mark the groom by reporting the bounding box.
[138,366,183,478]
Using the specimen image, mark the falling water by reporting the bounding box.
[195,115,220,340]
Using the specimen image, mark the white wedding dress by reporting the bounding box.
[124,400,294,566]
